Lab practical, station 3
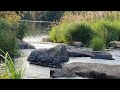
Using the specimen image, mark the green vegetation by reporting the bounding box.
[91,37,106,51]
[0,19,18,55]
[0,50,24,79]
[50,11,120,48]
[0,13,28,56]
[50,22,93,45]
[16,22,28,40]
[91,19,120,46]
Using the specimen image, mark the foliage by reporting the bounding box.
[4,12,21,25]
[50,22,93,45]
[91,19,120,46]
[0,50,24,79]
[16,22,28,40]
[0,19,18,55]
[91,37,106,51]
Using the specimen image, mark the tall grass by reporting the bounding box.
[91,19,120,46]
[0,50,24,79]
[50,11,120,48]
[91,37,106,51]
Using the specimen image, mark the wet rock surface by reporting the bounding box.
[67,48,114,60]
[27,44,69,68]
[17,39,36,49]
[91,51,115,60]
[50,62,120,79]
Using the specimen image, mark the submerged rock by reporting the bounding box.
[27,44,69,68]
[50,62,120,79]
[17,39,36,49]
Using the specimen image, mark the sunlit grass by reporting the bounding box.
[0,49,25,79]
[91,37,106,51]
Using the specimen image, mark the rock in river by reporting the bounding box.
[109,41,120,49]
[73,41,84,48]
[17,39,36,49]
[67,48,114,60]
[27,44,69,68]
[67,48,93,57]
[91,51,115,60]
[50,62,120,79]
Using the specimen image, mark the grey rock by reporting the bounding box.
[27,44,69,68]
[67,48,114,60]
[109,41,120,49]
[73,41,84,48]
[67,48,92,57]
[91,51,115,60]
[50,62,120,79]
[17,39,36,49]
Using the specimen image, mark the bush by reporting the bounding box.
[0,19,18,55]
[50,22,93,45]
[91,19,120,46]
[16,22,28,40]
[91,37,106,51]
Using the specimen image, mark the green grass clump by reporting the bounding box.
[91,19,120,47]
[0,50,24,79]
[91,37,106,51]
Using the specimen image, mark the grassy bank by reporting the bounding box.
[49,11,120,48]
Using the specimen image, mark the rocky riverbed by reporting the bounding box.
[14,36,120,79]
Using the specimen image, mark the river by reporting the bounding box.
[14,36,120,79]
[14,21,120,79]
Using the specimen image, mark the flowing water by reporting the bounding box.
[14,21,120,79]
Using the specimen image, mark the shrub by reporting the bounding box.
[91,37,106,51]
[91,19,120,46]
[16,22,28,40]
[50,22,93,45]
[0,18,18,55]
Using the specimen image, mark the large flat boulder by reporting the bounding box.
[27,44,69,68]
[50,62,120,79]
[67,48,114,60]
[67,48,92,57]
